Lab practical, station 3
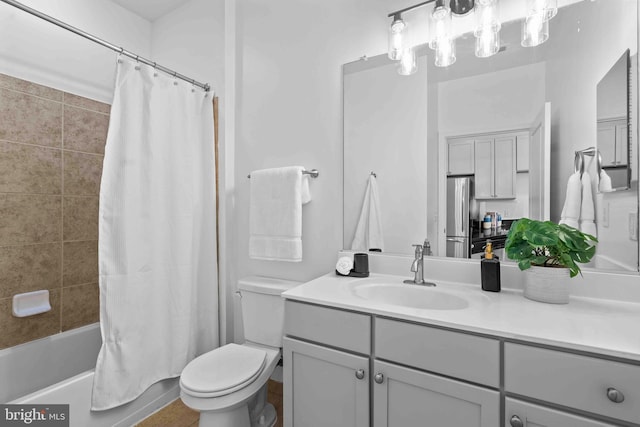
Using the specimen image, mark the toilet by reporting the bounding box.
[180,276,300,427]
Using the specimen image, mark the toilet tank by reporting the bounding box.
[238,276,301,348]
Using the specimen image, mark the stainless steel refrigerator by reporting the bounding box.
[446,176,474,258]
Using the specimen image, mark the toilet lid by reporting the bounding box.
[180,343,267,398]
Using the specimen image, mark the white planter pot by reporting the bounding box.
[523,266,571,304]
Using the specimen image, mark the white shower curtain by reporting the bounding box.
[92,58,219,410]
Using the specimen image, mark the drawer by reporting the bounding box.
[505,398,618,427]
[375,318,500,387]
[505,343,640,425]
[284,301,370,354]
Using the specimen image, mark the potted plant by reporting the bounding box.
[505,218,598,304]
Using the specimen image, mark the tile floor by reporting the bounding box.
[135,380,283,427]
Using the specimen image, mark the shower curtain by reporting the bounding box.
[92,58,218,410]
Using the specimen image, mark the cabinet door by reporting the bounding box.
[615,123,628,166]
[447,138,475,175]
[474,138,494,199]
[516,134,530,172]
[493,136,517,199]
[283,337,369,427]
[372,360,499,427]
[598,122,617,167]
[506,398,618,427]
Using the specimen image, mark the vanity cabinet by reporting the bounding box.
[505,398,618,427]
[447,137,475,176]
[475,135,517,199]
[598,119,628,167]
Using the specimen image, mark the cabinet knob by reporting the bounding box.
[355,369,365,380]
[374,373,384,384]
[509,415,524,427]
[607,387,625,403]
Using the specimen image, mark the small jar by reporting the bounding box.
[482,215,492,229]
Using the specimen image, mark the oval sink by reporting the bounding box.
[350,281,469,311]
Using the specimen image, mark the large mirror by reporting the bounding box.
[343,0,640,273]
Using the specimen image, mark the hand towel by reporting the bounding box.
[598,169,613,193]
[335,256,354,275]
[559,172,581,229]
[351,174,384,252]
[249,166,309,262]
[579,172,597,237]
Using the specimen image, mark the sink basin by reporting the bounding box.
[350,280,470,311]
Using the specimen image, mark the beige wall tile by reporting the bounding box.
[0,89,63,147]
[0,290,60,350]
[63,105,109,154]
[63,196,98,241]
[63,151,103,196]
[0,243,61,299]
[0,141,61,194]
[63,240,98,287]
[0,73,63,101]
[61,283,99,331]
[64,92,110,114]
[0,195,61,245]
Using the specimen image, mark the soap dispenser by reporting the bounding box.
[481,240,501,292]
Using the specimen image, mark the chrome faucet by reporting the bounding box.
[403,241,436,286]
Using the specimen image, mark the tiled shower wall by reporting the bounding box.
[0,73,109,350]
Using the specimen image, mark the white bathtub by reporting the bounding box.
[1,323,179,427]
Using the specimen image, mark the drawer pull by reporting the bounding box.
[509,415,524,427]
[607,387,625,403]
[374,373,384,384]
[355,369,365,380]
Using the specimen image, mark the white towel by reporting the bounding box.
[579,172,597,237]
[559,172,581,229]
[335,256,354,275]
[599,169,613,193]
[351,174,384,252]
[249,166,310,262]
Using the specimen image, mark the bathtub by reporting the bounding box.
[1,323,179,427]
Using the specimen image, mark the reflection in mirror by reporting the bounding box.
[597,50,631,191]
[343,0,639,274]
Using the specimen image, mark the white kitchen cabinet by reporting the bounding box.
[283,337,369,427]
[598,119,628,167]
[447,138,475,175]
[506,398,618,427]
[475,135,516,199]
[373,360,500,427]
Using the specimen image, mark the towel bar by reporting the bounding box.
[247,169,319,179]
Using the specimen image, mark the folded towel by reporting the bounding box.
[249,166,309,262]
[351,174,384,252]
[598,169,613,193]
[579,172,597,237]
[335,256,354,275]
[559,172,581,229]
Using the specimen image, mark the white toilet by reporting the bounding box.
[180,276,300,427]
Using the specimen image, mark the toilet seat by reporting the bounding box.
[180,343,267,398]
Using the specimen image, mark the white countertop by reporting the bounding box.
[282,272,640,362]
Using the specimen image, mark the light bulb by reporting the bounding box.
[475,30,500,58]
[521,13,549,47]
[435,38,456,67]
[475,0,500,35]
[388,16,407,61]
[526,0,557,22]
[398,47,417,75]
[430,0,452,50]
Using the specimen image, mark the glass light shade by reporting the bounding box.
[388,18,408,61]
[475,29,500,58]
[521,14,549,47]
[435,38,456,67]
[430,2,452,50]
[526,0,557,22]
[474,0,500,36]
[398,47,417,75]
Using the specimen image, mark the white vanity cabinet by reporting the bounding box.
[505,398,619,427]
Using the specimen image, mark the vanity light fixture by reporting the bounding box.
[387,0,558,74]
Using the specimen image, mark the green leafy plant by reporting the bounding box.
[505,218,598,278]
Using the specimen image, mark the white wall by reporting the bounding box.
[0,0,151,102]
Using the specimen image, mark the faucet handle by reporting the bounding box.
[412,244,424,257]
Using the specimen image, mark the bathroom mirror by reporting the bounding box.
[343,0,640,273]
[596,50,631,191]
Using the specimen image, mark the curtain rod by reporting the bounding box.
[1,0,211,92]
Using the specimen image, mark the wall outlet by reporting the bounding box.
[630,212,638,241]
